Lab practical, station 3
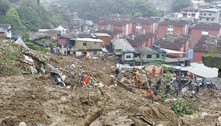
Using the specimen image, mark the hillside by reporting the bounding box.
[0,0,64,32]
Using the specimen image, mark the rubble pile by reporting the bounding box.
[0,39,220,126]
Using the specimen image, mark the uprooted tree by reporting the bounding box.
[80,87,109,126]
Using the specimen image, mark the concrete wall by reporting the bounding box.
[75,40,103,50]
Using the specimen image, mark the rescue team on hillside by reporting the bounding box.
[83,49,104,61]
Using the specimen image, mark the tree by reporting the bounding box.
[172,0,191,12]
[0,0,10,15]
[5,8,23,30]
[17,6,41,31]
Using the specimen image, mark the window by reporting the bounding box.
[204,13,206,16]
[206,18,209,21]
[209,13,211,16]
[168,25,173,28]
[156,54,160,58]
[126,55,131,59]
[211,19,214,21]
[146,55,152,58]
[83,42,87,46]
[94,42,97,44]
[93,51,97,55]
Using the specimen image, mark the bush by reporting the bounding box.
[172,100,194,117]
[165,71,173,79]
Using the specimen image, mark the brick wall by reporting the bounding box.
[193,51,206,62]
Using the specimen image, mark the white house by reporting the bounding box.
[0,24,11,38]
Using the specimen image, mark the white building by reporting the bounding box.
[199,9,221,23]
[0,24,11,38]
[192,0,204,9]
[181,8,200,19]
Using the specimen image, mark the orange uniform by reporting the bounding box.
[147,88,151,96]
[152,67,156,74]
[83,76,89,84]
[137,79,141,86]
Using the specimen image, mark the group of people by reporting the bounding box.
[80,74,97,87]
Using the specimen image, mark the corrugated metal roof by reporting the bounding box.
[93,33,111,37]
[136,47,158,54]
[111,39,135,52]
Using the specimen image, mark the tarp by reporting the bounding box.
[161,48,185,54]
[15,37,28,49]
[144,66,163,76]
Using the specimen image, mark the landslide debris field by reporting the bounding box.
[0,40,221,126]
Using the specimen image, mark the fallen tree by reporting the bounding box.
[80,87,108,126]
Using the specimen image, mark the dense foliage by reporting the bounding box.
[58,0,159,22]
[172,100,194,117]
[172,0,191,12]
[0,0,64,32]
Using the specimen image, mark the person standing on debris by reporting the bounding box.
[174,86,179,97]
[164,83,170,98]
[100,51,103,61]
[81,75,89,87]
[156,78,162,91]
[196,85,200,94]
[137,77,142,89]
[83,49,87,58]
[152,66,156,75]
[148,79,152,88]
[115,68,120,79]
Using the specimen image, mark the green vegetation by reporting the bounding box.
[17,6,41,31]
[165,71,173,79]
[172,99,194,117]
[59,0,158,22]
[0,0,64,32]
[163,66,176,71]
[172,0,191,12]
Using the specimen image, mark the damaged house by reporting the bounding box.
[111,39,135,65]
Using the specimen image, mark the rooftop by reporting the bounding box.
[131,18,156,25]
[76,38,103,43]
[192,23,221,30]
[0,24,11,30]
[136,47,159,54]
[126,32,155,47]
[159,20,189,27]
[199,8,220,12]
[99,20,130,26]
[95,29,122,37]
[154,34,189,50]
[111,39,135,52]
[92,33,111,37]
[194,36,221,52]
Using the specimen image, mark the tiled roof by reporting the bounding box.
[0,24,11,29]
[154,34,189,50]
[126,32,155,47]
[131,18,156,25]
[192,23,221,30]
[95,29,122,37]
[194,36,221,52]
[159,20,189,27]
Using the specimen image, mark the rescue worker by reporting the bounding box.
[134,74,138,86]
[137,77,142,89]
[148,79,152,88]
[83,49,87,58]
[152,66,156,75]
[147,87,151,97]
[115,68,120,79]
[81,75,89,87]
[156,78,161,91]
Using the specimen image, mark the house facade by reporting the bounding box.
[111,39,135,65]
[92,33,111,50]
[134,47,166,66]
[131,18,158,34]
[181,8,200,19]
[158,20,189,40]
[0,24,11,38]
[75,38,103,56]
[191,23,221,47]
